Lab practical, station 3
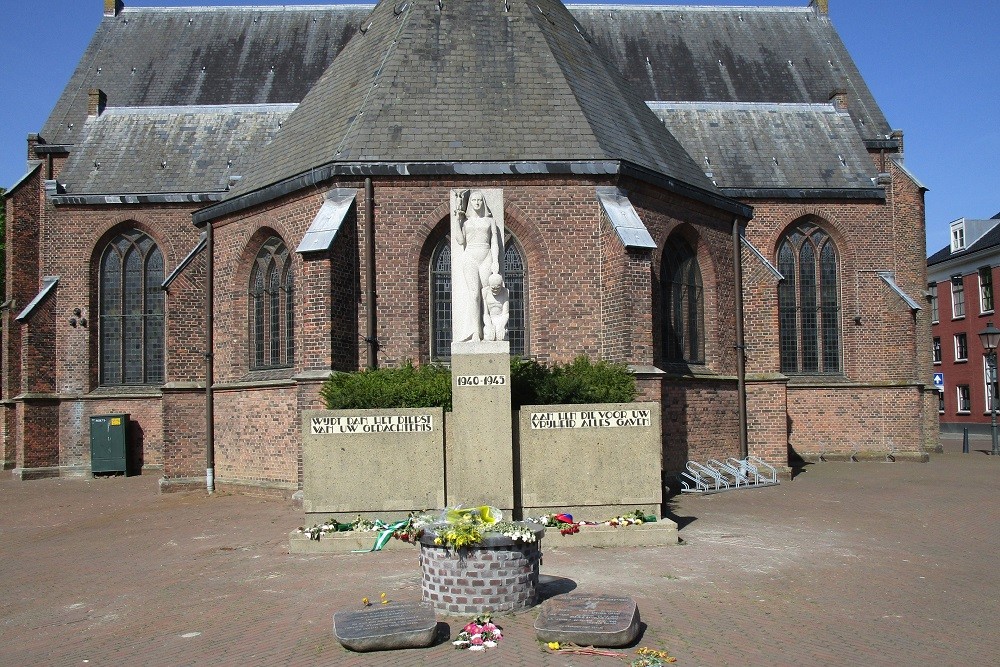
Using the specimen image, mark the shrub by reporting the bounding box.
[320,361,452,411]
[541,355,636,405]
[511,355,635,407]
[320,356,635,411]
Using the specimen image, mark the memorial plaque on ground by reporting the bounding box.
[534,594,641,647]
[333,601,438,652]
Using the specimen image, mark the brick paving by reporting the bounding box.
[1,440,997,666]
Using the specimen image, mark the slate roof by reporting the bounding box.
[39,5,369,146]
[57,105,294,196]
[227,0,716,201]
[650,101,879,194]
[573,4,892,142]
[34,2,895,208]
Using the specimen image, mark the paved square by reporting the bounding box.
[1,437,995,665]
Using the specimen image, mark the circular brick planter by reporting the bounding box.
[418,525,544,615]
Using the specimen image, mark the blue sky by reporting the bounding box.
[2,0,997,255]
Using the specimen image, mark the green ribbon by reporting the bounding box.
[352,520,409,553]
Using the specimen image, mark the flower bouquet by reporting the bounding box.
[453,613,502,651]
[426,505,539,550]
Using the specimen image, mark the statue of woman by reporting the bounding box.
[451,190,503,343]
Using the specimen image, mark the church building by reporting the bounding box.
[2,0,936,493]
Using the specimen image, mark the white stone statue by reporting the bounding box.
[451,189,505,343]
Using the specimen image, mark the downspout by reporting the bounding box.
[365,178,377,369]
[205,222,215,493]
[733,218,748,459]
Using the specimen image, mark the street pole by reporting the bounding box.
[992,351,999,457]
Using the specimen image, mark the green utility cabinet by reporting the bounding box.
[90,414,130,474]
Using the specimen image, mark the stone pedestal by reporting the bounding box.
[446,341,513,510]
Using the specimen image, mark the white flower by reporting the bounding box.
[468,645,485,651]
[484,641,497,648]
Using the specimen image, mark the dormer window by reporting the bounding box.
[951,222,966,252]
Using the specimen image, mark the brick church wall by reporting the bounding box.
[740,159,933,457]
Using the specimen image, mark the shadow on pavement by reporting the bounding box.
[537,574,577,602]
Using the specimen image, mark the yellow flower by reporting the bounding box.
[380,592,388,604]
[362,597,370,606]
[547,641,560,650]
[434,537,443,545]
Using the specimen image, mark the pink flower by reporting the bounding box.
[471,636,484,646]
[464,622,481,634]
[482,622,497,633]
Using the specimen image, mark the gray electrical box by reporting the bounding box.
[90,414,130,474]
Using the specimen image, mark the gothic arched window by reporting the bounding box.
[430,236,527,361]
[661,236,705,363]
[250,237,294,370]
[777,222,840,373]
[99,230,164,385]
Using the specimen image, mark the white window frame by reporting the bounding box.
[951,276,965,319]
[979,267,994,314]
[929,283,939,323]
[954,333,968,362]
[933,337,942,364]
[957,384,971,413]
[951,224,965,252]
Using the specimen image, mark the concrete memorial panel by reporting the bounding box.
[518,402,661,517]
[534,594,641,647]
[333,601,438,652]
[302,408,445,515]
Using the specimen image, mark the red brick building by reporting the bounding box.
[928,213,1000,434]
[2,0,936,495]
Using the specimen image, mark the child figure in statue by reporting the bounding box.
[482,273,510,342]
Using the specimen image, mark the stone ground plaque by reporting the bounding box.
[534,594,641,647]
[333,601,438,652]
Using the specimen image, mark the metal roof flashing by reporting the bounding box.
[296,189,356,254]
[595,186,656,250]
[15,277,59,322]
[878,271,922,312]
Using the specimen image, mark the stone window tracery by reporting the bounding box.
[99,230,164,385]
[777,221,841,374]
[249,236,293,370]
[661,236,705,364]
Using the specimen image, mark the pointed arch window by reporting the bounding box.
[250,237,294,370]
[661,236,705,363]
[430,237,527,360]
[777,222,840,373]
[99,230,164,385]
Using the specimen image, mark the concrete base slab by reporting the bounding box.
[11,466,61,481]
[289,530,417,554]
[544,519,678,548]
[289,518,678,553]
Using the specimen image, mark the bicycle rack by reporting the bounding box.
[679,456,779,494]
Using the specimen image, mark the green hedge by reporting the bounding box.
[510,355,635,407]
[319,361,453,411]
[320,356,636,410]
